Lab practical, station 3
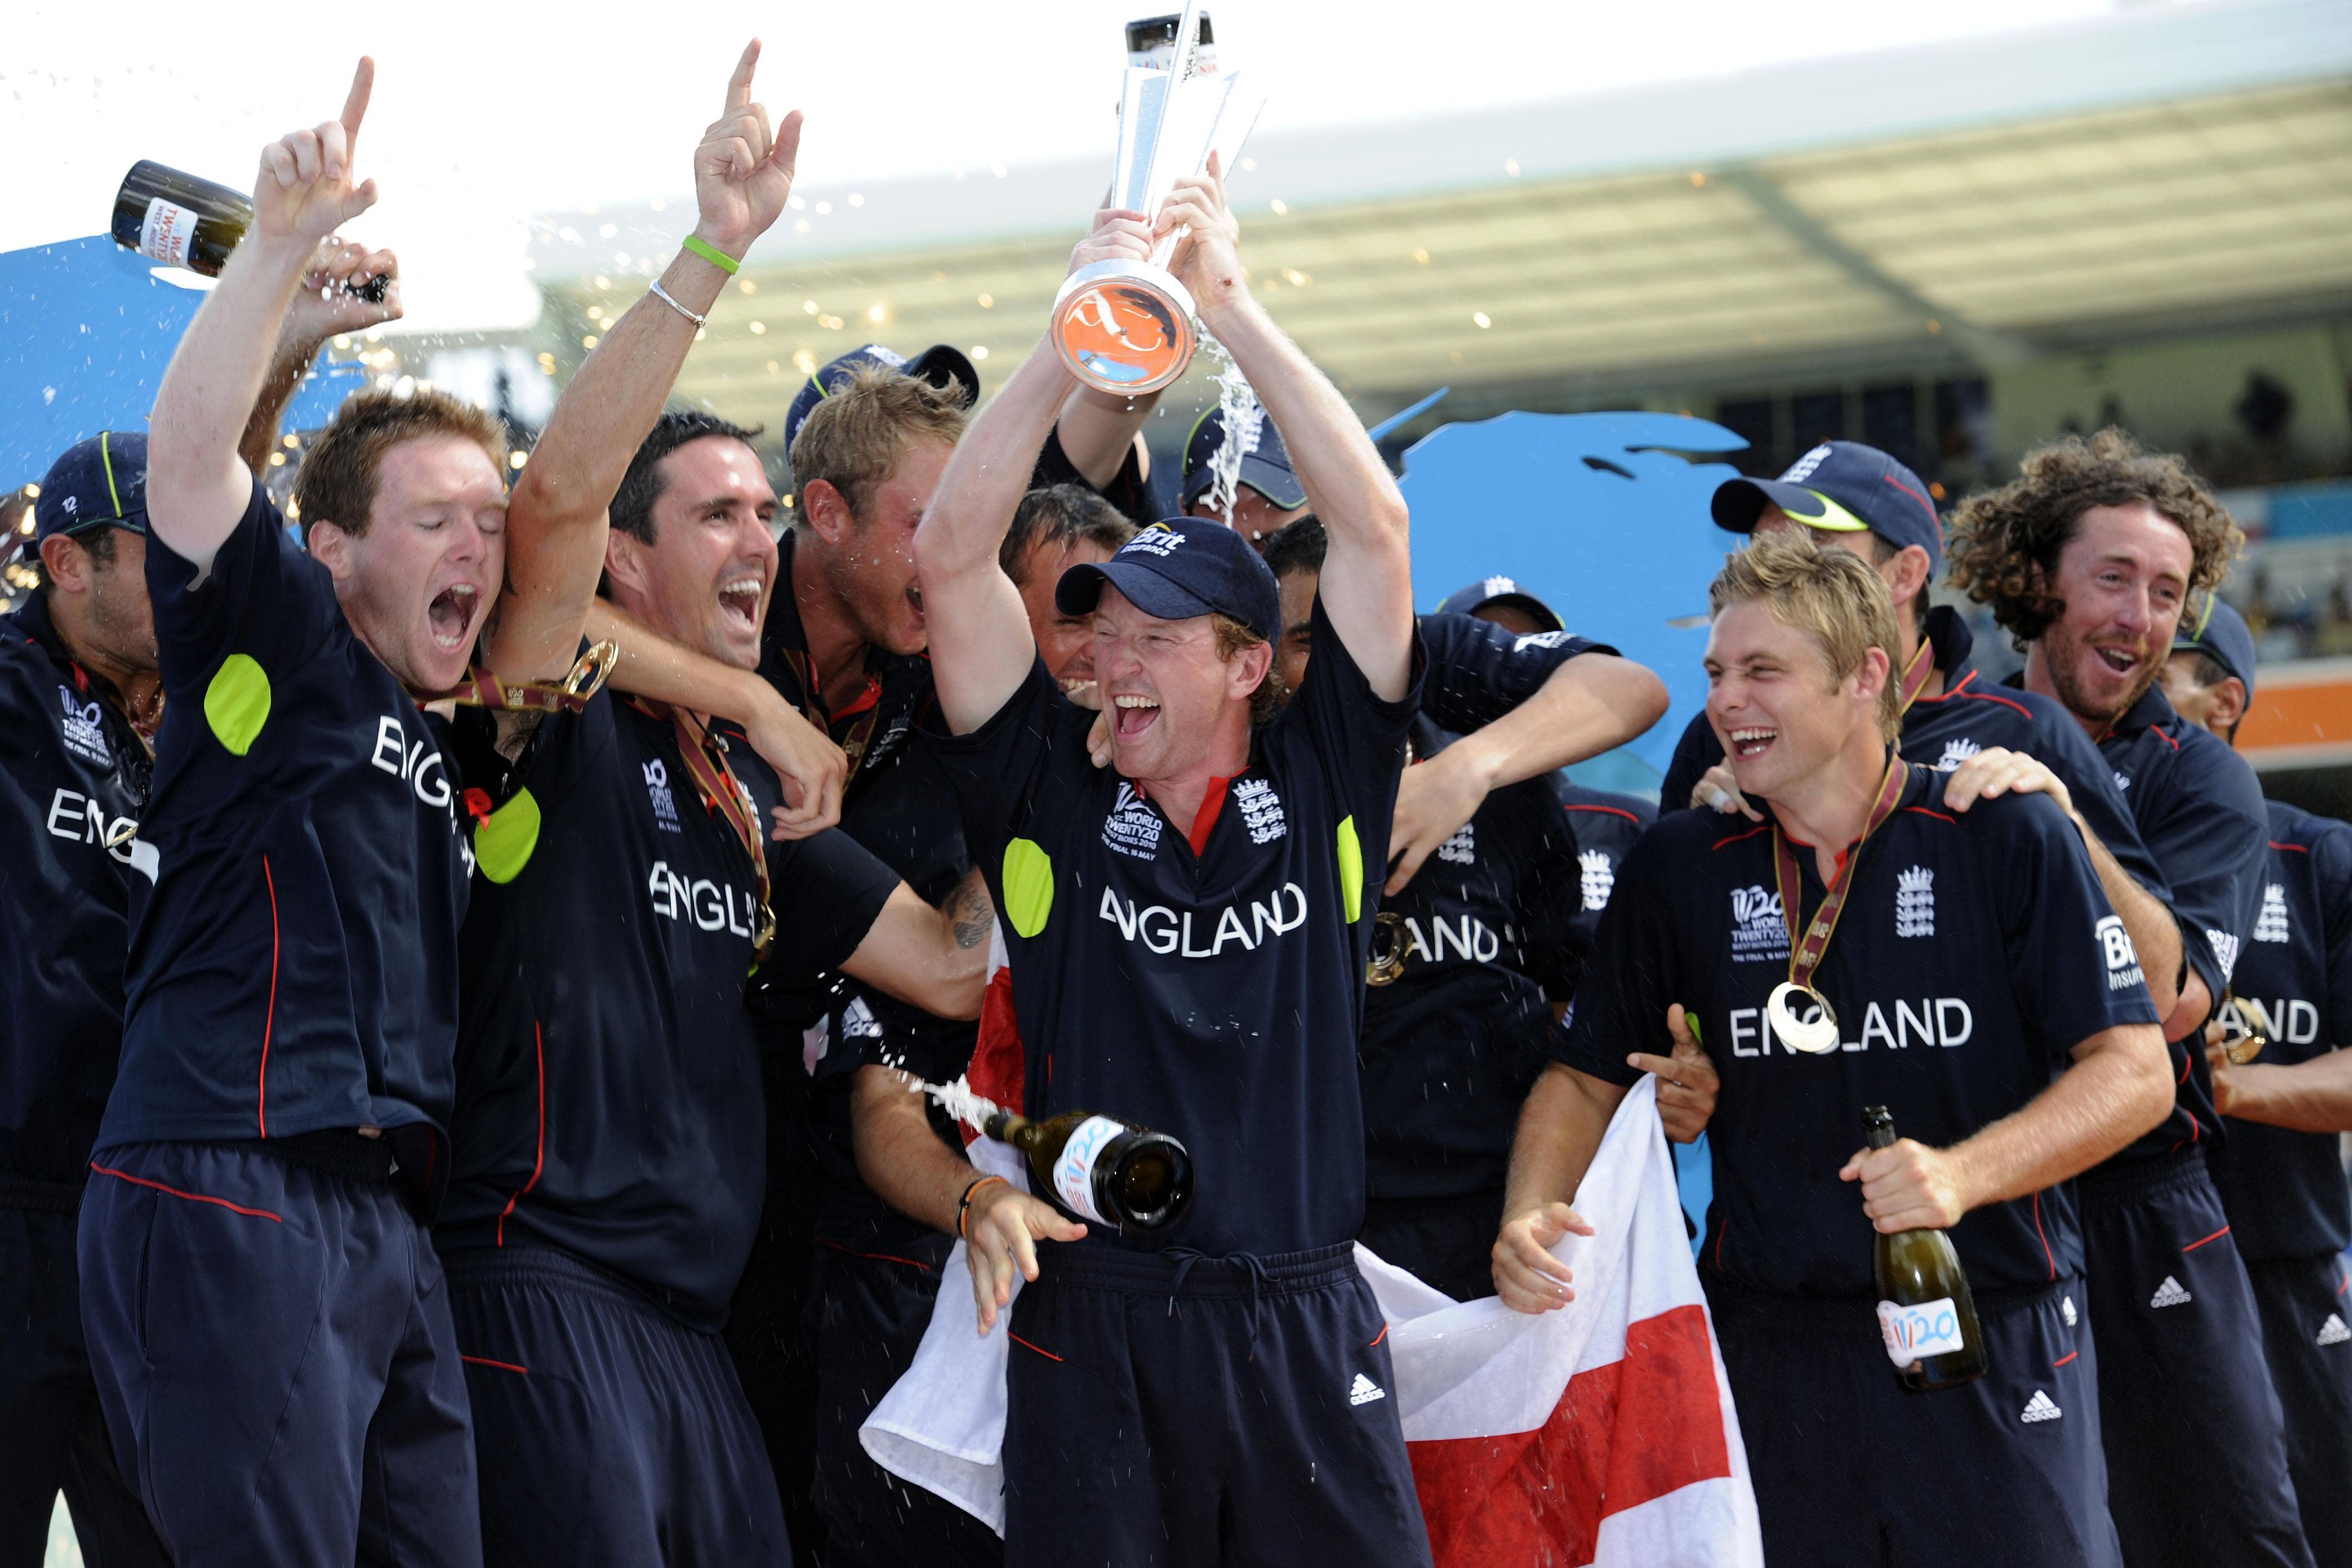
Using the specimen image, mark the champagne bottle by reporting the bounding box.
[1865,1105,1988,1390]
[111,161,388,301]
[983,1109,1194,1232]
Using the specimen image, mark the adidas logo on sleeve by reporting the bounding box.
[2020,1390,2063,1424]
[2318,1314,2350,1347]
[2150,1276,2193,1309]
[1349,1372,1387,1406]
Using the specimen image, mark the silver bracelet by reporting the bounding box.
[646,279,706,328]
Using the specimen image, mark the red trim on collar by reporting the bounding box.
[1710,823,1771,851]
[1954,686,2032,721]
[831,673,883,722]
[1188,775,1235,857]
[1565,803,1644,825]
[1908,668,1979,707]
[2270,841,2309,854]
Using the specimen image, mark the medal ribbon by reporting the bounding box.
[627,697,776,962]
[1771,753,1910,994]
[1895,634,1936,716]
[773,643,885,780]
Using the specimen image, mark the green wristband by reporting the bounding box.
[681,235,740,275]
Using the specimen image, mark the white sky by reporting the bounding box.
[6,0,2121,332]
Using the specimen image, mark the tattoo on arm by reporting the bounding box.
[492,708,546,766]
[948,870,994,949]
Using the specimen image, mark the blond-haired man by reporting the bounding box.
[1499,529,2171,1568]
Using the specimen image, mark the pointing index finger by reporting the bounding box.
[727,40,760,112]
[340,57,374,146]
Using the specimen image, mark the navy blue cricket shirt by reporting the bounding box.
[1556,783,1656,964]
[2037,676,2270,1158]
[1356,613,1607,1205]
[930,597,1419,1255]
[102,479,473,1157]
[1554,764,2160,1298]
[0,595,153,1196]
[2209,801,2352,1262]
[439,690,898,1329]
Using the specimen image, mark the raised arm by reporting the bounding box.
[1053,384,1156,490]
[487,41,801,683]
[239,238,403,476]
[1160,159,1413,699]
[1388,651,1668,892]
[148,59,380,572]
[915,212,1150,735]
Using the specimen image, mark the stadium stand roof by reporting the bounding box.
[527,0,2352,430]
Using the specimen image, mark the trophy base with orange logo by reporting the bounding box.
[1051,260,1199,395]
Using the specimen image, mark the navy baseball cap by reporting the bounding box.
[34,431,150,544]
[784,344,980,454]
[1434,574,1563,633]
[1179,406,1307,512]
[1056,518,1282,644]
[2173,592,2257,701]
[1712,441,1943,572]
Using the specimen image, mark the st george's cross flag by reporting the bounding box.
[1378,1073,1762,1566]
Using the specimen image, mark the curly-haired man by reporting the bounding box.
[1949,429,2310,1568]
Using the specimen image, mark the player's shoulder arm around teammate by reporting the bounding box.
[1982,788,2169,1069]
[2022,695,2171,899]
[759,822,913,991]
[1416,614,1667,785]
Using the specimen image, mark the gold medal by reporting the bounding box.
[1365,911,1408,987]
[2224,994,2269,1066]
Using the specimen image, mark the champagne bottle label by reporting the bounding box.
[1051,1115,1125,1225]
[1876,1297,1968,1368]
[138,196,199,267]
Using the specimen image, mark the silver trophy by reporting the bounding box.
[1049,0,1266,396]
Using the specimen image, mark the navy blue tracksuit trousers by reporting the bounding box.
[77,1141,480,1568]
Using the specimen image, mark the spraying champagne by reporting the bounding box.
[983,1109,1194,1232]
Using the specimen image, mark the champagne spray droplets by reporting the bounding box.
[1200,338,1264,528]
